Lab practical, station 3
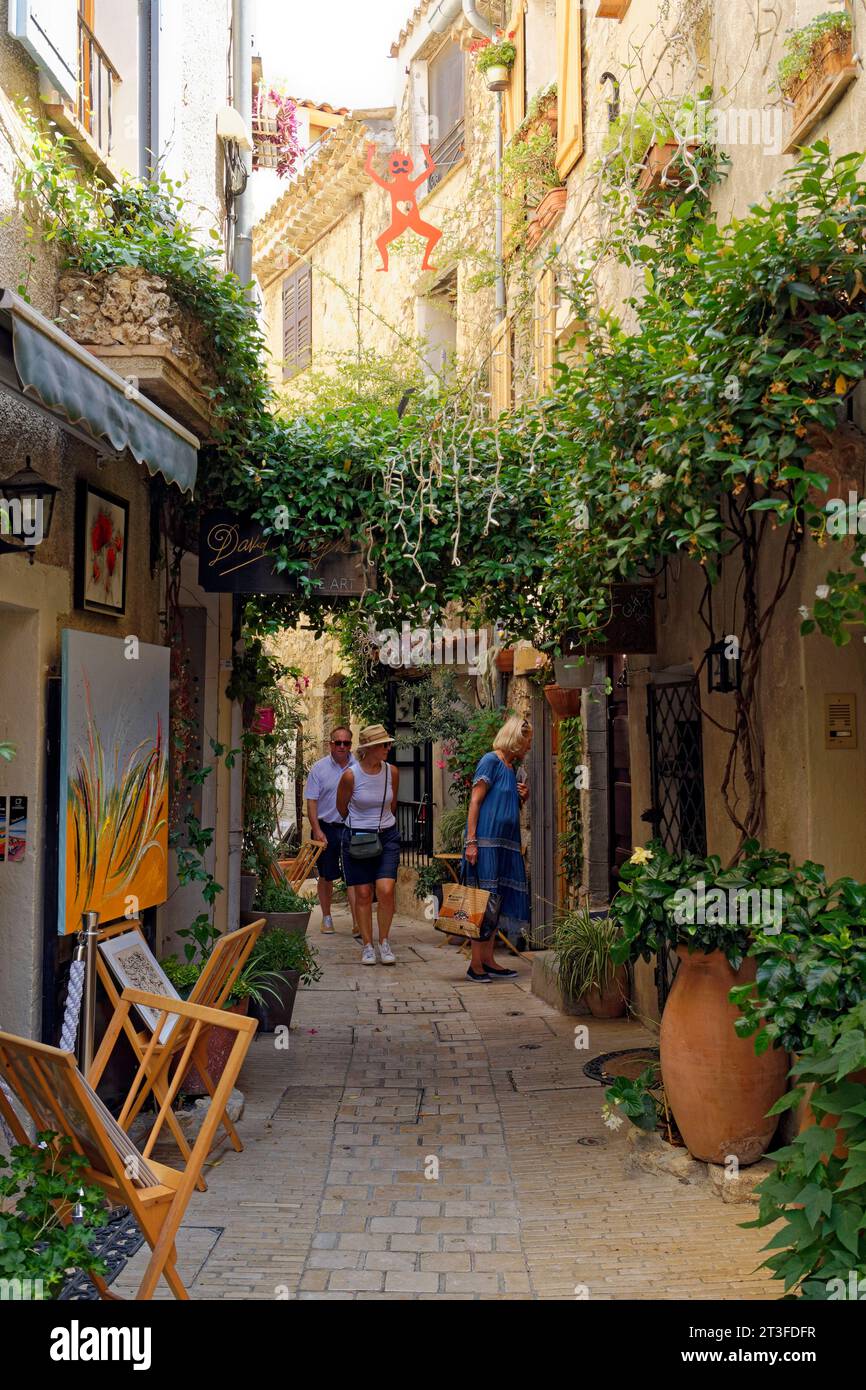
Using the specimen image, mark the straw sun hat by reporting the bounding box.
[356,724,395,752]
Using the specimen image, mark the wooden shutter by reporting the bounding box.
[282,265,312,380]
[296,264,312,372]
[490,318,513,418]
[8,0,79,100]
[556,0,583,179]
[503,0,527,143]
[534,267,557,394]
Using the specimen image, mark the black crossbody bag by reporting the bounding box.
[347,765,391,861]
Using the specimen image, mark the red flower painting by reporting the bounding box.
[80,486,128,614]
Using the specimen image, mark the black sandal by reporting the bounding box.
[465,968,492,983]
[486,964,518,978]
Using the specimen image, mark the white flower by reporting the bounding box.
[603,1110,625,1132]
[815,585,830,600]
[798,605,811,620]
[648,470,667,490]
[860,552,866,567]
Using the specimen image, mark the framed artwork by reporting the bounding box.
[75,481,129,616]
[59,630,170,935]
[98,931,180,1044]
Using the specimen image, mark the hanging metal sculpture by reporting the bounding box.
[365,143,442,273]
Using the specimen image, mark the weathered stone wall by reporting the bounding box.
[57,268,217,385]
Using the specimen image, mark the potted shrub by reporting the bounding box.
[553,905,629,1017]
[776,10,854,130]
[502,117,565,250]
[245,929,322,1033]
[611,842,792,1165]
[414,860,449,915]
[160,952,264,1094]
[477,38,517,91]
[244,879,316,934]
[0,1135,108,1299]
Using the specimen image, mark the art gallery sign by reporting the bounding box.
[198,509,372,596]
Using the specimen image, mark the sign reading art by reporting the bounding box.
[58,631,169,935]
[198,510,372,596]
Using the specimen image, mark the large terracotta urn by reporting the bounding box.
[660,949,789,1165]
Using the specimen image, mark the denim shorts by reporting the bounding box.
[340,824,401,886]
[317,822,346,881]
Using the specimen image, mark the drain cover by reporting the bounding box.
[576,1136,602,1147]
[583,1047,660,1085]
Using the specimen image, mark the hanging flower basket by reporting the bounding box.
[251,88,303,177]
[543,684,582,719]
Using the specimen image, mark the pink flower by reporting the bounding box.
[436,759,446,769]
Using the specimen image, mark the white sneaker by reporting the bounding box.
[321,915,335,934]
[378,940,396,966]
[361,944,376,966]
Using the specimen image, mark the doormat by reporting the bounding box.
[60,1207,145,1300]
[583,1047,660,1085]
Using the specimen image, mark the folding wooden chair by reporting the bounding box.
[89,919,264,1183]
[271,839,324,891]
[0,994,256,1299]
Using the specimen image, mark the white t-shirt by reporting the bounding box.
[304,754,356,823]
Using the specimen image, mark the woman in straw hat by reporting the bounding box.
[462,714,532,983]
[336,724,401,966]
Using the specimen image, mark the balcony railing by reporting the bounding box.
[428,119,465,191]
[77,15,120,160]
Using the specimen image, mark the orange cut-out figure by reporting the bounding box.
[366,143,443,273]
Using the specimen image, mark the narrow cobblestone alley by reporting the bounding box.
[115,908,775,1301]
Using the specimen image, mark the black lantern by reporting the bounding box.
[0,457,59,560]
[706,638,741,695]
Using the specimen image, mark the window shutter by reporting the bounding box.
[534,268,557,394]
[296,265,312,372]
[556,0,583,180]
[490,318,513,418]
[8,0,79,101]
[282,274,297,381]
[503,0,527,143]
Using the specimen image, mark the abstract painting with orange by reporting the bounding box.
[59,631,170,935]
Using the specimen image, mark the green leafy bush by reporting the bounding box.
[254,881,316,914]
[745,1004,866,1298]
[437,806,468,853]
[414,861,448,901]
[0,1135,108,1298]
[603,1064,665,1133]
[250,928,323,984]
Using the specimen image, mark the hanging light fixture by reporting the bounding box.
[706,638,741,695]
[0,457,59,560]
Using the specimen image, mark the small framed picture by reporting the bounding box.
[98,930,180,1044]
[75,482,129,616]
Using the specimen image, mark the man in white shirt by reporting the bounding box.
[305,726,358,935]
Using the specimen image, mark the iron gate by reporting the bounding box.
[646,680,707,1010]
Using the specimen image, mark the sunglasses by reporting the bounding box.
[331,740,352,747]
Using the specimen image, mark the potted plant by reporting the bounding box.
[0,1135,108,1299]
[244,878,316,935]
[543,683,582,718]
[502,119,565,249]
[495,647,515,673]
[477,38,517,91]
[244,929,322,1033]
[611,842,792,1165]
[553,905,629,1017]
[159,952,258,1094]
[776,10,854,130]
[414,860,449,915]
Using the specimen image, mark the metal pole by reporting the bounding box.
[79,911,100,1076]
[231,0,254,297]
[495,89,505,317]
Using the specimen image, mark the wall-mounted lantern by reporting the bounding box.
[0,457,59,560]
[706,639,741,695]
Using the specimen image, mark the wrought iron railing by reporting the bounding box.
[396,798,433,868]
[428,120,465,190]
[77,15,120,160]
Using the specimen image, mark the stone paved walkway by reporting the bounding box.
[115,905,776,1300]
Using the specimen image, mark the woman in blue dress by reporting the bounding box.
[463,716,532,983]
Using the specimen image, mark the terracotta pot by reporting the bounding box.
[791,31,853,126]
[597,0,631,17]
[543,684,582,719]
[495,648,515,674]
[798,1067,866,1160]
[660,949,789,1166]
[585,964,629,1019]
[180,998,250,1096]
[526,186,567,250]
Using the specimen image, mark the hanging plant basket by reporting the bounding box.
[543,684,582,718]
[637,141,699,196]
[250,705,275,735]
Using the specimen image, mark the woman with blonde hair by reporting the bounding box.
[462,714,532,983]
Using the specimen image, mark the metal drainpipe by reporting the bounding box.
[231,0,254,297]
[458,1,505,317]
[227,0,254,928]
